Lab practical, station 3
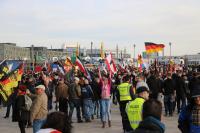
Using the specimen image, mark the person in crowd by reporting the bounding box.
[126,81,150,132]
[4,87,18,119]
[13,84,30,133]
[175,72,187,113]
[99,69,112,128]
[55,78,69,115]
[116,75,135,132]
[134,99,165,133]
[91,77,102,119]
[81,79,94,122]
[68,77,83,123]
[156,73,164,103]
[30,85,48,133]
[182,73,190,103]
[37,112,72,133]
[163,73,175,117]
[178,85,200,133]
[41,72,53,110]
[147,71,160,99]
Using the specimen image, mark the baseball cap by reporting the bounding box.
[35,85,46,91]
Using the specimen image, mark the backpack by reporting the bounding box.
[24,95,32,111]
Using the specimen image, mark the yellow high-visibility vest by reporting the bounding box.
[117,83,132,101]
[126,97,145,130]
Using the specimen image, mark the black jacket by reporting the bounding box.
[163,78,174,95]
[134,116,165,133]
[147,75,159,94]
[13,95,29,122]
[91,81,101,100]
[175,76,186,97]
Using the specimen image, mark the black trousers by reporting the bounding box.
[59,97,68,115]
[69,99,82,121]
[18,120,26,133]
[119,101,132,132]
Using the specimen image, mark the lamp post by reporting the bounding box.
[133,44,136,60]
[169,42,172,58]
[91,42,93,57]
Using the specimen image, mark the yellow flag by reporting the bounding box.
[100,42,104,59]
[76,43,79,56]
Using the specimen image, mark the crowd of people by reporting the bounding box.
[0,63,200,133]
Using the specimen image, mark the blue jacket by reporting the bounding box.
[178,105,200,133]
[81,85,94,99]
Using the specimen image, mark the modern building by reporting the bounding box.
[184,54,200,65]
[0,43,30,60]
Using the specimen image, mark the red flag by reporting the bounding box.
[75,57,88,76]
[105,53,117,74]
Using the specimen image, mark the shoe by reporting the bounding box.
[102,122,106,128]
[26,125,32,128]
[85,119,91,122]
[108,121,111,127]
[91,115,94,120]
[78,120,83,123]
[4,116,8,119]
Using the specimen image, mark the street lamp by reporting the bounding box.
[133,44,136,60]
[169,42,172,58]
[91,42,93,57]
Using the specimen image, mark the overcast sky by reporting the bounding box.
[0,0,200,56]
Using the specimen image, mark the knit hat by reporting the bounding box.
[136,81,149,94]
[191,85,200,98]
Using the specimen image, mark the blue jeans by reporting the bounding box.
[101,99,111,122]
[94,100,100,118]
[83,99,93,120]
[33,119,46,133]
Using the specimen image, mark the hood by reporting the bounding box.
[139,116,165,133]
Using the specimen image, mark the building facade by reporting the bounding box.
[0,43,30,60]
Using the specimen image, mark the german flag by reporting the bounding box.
[145,42,165,54]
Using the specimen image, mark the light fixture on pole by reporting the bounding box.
[169,42,172,58]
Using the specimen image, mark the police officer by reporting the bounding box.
[116,75,135,133]
[126,81,150,131]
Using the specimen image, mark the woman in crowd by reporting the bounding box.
[99,69,112,128]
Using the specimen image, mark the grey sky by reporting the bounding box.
[0,0,200,56]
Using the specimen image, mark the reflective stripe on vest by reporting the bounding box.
[118,83,132,101]
[126,97,145,130]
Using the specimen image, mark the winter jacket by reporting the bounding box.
[178,105,200,133]
[30,92,48,122]
[68,83,81,100]
[13,95,30,122]
[134,116,165,133]
[163,78,174,95]
[55,82,69,101]
[147,75,159,95]
[81,84,94,99]
[91,81,101,100]
[175,76,186,97]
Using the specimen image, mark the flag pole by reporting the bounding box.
[0,58,7,65]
